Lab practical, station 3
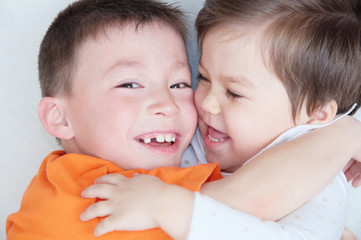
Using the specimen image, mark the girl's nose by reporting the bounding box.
[200,89,222,116]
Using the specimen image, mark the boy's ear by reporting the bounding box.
[38,97,74,140]
[306,100,338,125]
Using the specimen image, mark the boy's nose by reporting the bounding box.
[147,91,180,117]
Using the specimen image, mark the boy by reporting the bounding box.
[80,0,361,239]
[6,0,221,239]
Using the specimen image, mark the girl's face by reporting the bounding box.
[195,25,305,172]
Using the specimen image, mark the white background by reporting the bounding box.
[1,1,360,239]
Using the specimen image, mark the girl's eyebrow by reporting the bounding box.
[198,61,254,88]
[224,75,254,88]
[197,61,208,76]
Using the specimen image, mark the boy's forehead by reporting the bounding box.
[71,20,189,83]
[79,20,181,46]
[76,20,186,57]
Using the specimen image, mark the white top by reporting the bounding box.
[182,108,355,240]
[181,128,207,167]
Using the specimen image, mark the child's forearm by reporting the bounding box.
[201,116,361,220]
[154,184,194,240]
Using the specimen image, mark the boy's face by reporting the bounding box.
[62,22,197,170]
[195,25,301,172]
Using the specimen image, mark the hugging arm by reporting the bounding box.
[81,116,361,239]
[202,116,361,220]
[188,172,347,240]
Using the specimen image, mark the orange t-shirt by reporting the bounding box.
[6,150,222,240]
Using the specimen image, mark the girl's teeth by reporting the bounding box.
[144,138,151,144]
[208,135,225,142]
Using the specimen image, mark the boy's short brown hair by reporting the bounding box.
[39,0,187,98]
[196,0,361,117]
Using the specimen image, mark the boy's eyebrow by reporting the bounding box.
[107,60,142,71]
[102,60,142,80]
[174,61,191,72]
[108,60,189,72]
[175,61,189,67]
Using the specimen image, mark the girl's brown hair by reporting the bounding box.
[196,0,361,117]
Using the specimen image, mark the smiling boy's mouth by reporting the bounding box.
[136,133,176,147]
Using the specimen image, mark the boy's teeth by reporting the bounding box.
[165,134,172,142]
[140,134,176,144]
[156,134,165,143]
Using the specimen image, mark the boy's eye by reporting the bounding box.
[117,82,141,88]
[170,82,191,89]
[226,90,242,100]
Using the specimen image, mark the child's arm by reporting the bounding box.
[201,115,361,220]
[81,115,361,238]
[82,171,347,240]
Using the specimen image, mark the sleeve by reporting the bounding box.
[187,172,348,240]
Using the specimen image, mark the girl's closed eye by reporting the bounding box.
[226,89,243,100]
[197,73,209,82]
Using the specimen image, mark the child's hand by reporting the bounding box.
[80,173,194,239]
[80,174,164,236]
[343,116,361,187]
[344,160,361,187]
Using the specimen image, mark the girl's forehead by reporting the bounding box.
[202,22,270,51]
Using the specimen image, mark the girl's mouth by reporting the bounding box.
[207,126,229,142]
[204,126,230,147]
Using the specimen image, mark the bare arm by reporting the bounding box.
[202,115,361,220]
[81,116,361,239]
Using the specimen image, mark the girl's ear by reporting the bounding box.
[306,100,338,125]
[38,97,74,140]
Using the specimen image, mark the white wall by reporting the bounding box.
[1,1,74,237]
[1,1,360,239]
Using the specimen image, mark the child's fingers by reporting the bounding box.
[94,215,123,236]
[95,174,129,185]
[94,214,148,236]
[80,201,113,222]
[82,183,115,199]
[344,160,361,183]
[344,169,353,182]
[351,174,361,188]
